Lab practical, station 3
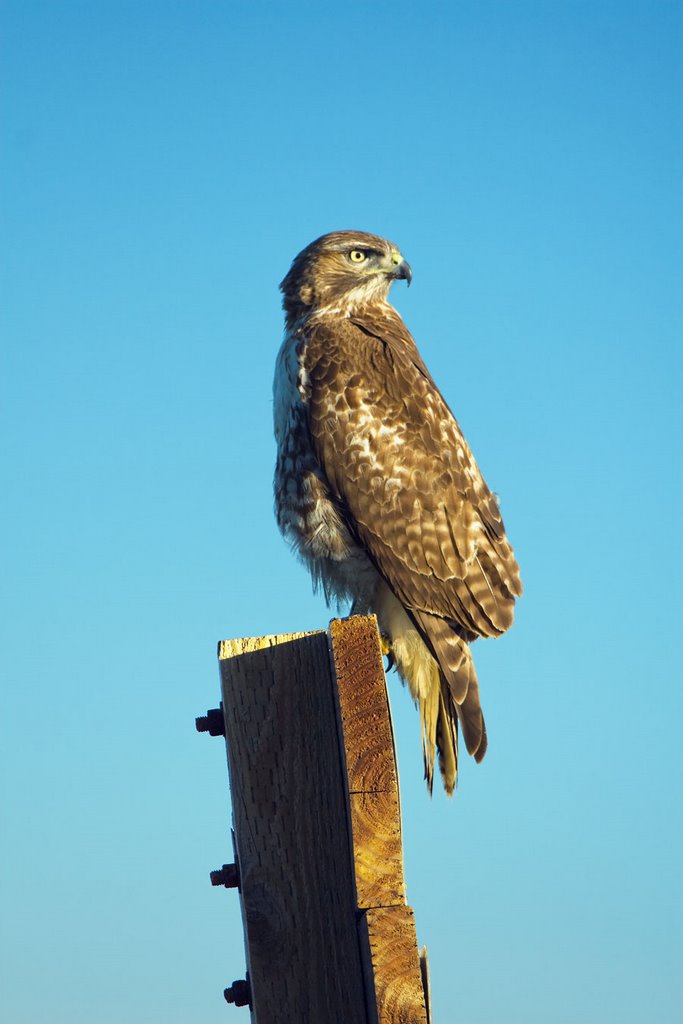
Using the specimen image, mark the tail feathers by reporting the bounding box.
[415,653,463,796]
[435,686,458,795]
[453,647,488,763]
[412,609,488,784]
[432,672,487,796]
[412,609,469,701]
[419,672,486,797]
[419,666,441,794]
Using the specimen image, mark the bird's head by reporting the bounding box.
[280,230,412,324]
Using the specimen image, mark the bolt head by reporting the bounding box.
[224,978,250,1007]
[210,863,239,888]
[195,708,224,737]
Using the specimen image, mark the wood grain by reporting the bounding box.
[328,616,399,793]
[358,906,429,1024]
[329,616,405,909]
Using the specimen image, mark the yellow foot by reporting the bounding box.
[380,633,395,672]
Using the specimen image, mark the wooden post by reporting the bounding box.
[211,614,429,1024]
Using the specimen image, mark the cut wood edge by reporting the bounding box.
[218,628,322,661]
[328,615,408,911]
[358,905,429,1024]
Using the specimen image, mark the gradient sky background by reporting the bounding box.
[2,2,682,1022]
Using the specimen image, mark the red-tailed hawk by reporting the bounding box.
[273,230,522,794]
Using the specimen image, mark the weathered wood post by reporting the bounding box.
[197,614,430,1023]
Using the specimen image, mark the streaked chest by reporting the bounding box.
[273,330,374,589]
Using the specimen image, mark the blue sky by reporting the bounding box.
[1,2,681,1022]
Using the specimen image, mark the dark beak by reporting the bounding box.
[392,259,412,286]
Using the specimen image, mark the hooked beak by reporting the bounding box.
[391,258,413,287]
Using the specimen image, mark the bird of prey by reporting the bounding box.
[273,230,522,794]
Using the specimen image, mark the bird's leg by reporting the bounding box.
[380,633,396,673]
[349,597,395,671]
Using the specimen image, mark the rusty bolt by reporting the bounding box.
[195,708,224,737]
[210,862,240,889]
[224,978,250,1007]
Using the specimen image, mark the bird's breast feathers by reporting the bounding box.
[273,327,379,606]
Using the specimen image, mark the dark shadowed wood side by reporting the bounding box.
[219,628,366,1023]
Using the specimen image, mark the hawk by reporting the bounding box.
[273,230,522,794]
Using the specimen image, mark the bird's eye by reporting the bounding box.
[349,249,366,263]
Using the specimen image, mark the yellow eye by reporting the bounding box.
[349,249,366,263]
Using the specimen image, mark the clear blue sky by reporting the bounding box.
[2,2,681,1022]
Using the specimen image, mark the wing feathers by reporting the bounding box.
[415,609,488,777]
[304,315,521,643]
[413,610,469,699]
[302,310,519,784]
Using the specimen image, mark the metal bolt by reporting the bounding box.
[210,862,240,889]
[224,978,250,1007]
[195,707,225,737]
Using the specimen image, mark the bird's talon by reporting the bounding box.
[380,634,396,672]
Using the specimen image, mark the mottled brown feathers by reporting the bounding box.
[304,312,521,636]
[273,230,522,795]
